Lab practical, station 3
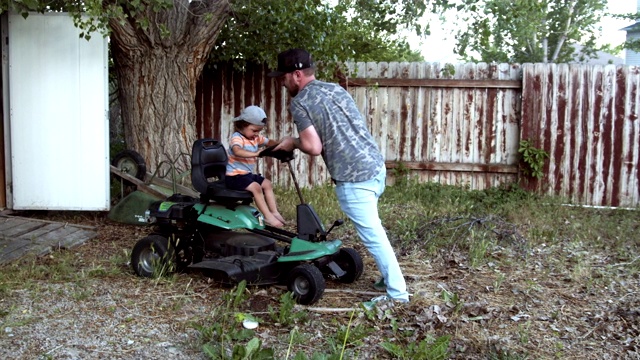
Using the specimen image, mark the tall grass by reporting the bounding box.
[277,179,638,268]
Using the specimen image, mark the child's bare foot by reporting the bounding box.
[273,212,286,224]
[264,216,284,228]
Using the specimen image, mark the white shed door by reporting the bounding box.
[8,13,109,210]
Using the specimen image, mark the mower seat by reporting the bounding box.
[191,138,253,205]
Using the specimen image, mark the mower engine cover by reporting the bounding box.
[146,194,198,224]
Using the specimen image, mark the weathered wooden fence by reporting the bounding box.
[195,62,640,208]
[195,62,523,190]
[343,62,522,190]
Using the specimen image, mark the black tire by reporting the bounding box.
[287,264,325,305]
[112,150,147,180]
[333,247,364,284]
[131,235,175,278]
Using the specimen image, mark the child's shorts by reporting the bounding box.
[225,173,265,191]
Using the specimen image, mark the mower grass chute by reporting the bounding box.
[130,138,364,305]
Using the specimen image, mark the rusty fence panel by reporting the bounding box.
[521,64,640,208]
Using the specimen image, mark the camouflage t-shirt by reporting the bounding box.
[290,80,384,182]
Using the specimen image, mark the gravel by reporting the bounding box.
[1,274,211,359]
[0,219,213,360]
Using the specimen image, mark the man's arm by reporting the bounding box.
[275,126,322,155]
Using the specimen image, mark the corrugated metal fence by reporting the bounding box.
[196,62,640,208]
[521,64,640,208]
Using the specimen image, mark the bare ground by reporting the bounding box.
[0,211,638,359]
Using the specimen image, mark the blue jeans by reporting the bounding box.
[335,168,409,301]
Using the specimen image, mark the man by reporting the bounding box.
[269,48,409,307]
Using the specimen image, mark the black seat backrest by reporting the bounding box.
[191,138,253,204]
[191,139,227,194]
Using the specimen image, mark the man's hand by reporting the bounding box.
[274,127,322,156]
[274,136,298,152]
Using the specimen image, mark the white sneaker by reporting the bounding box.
[362,295,408,311]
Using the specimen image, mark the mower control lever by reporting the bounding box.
[259,145,294,162]
[326,219,344,234]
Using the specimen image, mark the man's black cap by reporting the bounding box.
[267,49,314,77]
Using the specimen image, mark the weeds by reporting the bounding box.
[518,139,549,179]
[441,288,463,314]
[493,271,506,294]
[468,230,494,268]
[381,334,450,360]
[517,321,531,344]
[268,291,308,326]
[325,311,371,357]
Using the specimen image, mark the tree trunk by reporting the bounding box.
[112,50,199,174]
[108,0,229,174]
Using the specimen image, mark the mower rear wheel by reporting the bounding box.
[131,235,175,278]
[287,264,325,305]
[334,247,364,284]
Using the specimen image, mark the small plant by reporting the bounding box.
[381,334,450,360]
[38,353,54,360]
[441,288,463,314]
[518,321,532,344]
[488,350,530,360]
[203,336,274,360]
[325,310,371,358]
[268,291,308,326]
[468,230,493,268]
[518,139,549,179]
[493,271,506,294]
[391,162,411,187]
[70,284,94,301]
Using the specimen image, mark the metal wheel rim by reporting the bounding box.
[292,276,310,295]
[117,158,137,174]
[139,247,159,273]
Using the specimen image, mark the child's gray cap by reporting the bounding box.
[233,105,267,126]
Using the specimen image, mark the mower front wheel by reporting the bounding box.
[287,264,325,305]
[334,247,364,284]
[131,235,175,278]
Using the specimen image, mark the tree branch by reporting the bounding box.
[550,0,577,62]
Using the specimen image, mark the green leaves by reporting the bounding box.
[4,0,432,67]
[1,0,175,39]
[381,334,451,360]
[518,139,549,179]
[209,0,427,70]
[449,0,608,63]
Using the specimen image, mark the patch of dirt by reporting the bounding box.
[0,211,639,359]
